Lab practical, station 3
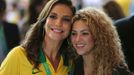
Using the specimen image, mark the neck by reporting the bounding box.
[83,53,93,75]
[43,46,60,62]
[83,52,93,67]
[42,36,63,70]
[43,36,62,61]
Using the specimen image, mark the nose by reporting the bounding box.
[75,34,81,42]
[55,19,62,27]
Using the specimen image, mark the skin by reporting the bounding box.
[71,20,95,75]
[43,4,73,71]
[71,20,94,56]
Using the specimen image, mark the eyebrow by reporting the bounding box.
[49,12,57,15]
[72,29,89,32]
[50,12,72,18]
[81,29,90,32]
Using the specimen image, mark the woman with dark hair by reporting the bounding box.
[0,0,75,75]
[103,0,125,21]
[70,7,131,75]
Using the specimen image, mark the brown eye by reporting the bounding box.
[82,32,89,35]
[49,14,57,19]
[63,17,71,22]
[71,31,76,36]
[62,17,71,24]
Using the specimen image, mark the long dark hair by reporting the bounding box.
[21,0,75,69]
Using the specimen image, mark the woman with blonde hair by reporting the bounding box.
[70,7,131,75]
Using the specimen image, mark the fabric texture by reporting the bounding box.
[0,46,69,75]
[73,56,131,75]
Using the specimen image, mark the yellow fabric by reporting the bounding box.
[0,46,69,75]
[116,0,132,16]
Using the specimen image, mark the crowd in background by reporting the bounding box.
[0,0,134,73]
[4,0,134,41]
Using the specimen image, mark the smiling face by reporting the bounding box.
[71,20,94,55]
[45,4,73,41]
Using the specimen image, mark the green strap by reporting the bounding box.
[40,48,51,75]
[40,48,73,75]
[68,61,73,75]
[32,48,51,75]
[32,48,73,75]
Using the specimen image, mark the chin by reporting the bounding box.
[77,52,85,56]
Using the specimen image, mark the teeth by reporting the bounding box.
[76,44,85,47]
[52,28,63,33]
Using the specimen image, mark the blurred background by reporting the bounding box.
[4,0,134,41]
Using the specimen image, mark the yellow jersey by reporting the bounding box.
[0,46,69,75]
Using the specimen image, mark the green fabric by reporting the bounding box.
[38,48,51,75]
[0,24,8,60]
[38,48,73,75]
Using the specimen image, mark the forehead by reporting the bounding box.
[73,20,89,30]
[50,4,73,16]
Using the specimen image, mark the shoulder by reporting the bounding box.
[0,46,33,75]
[7,46,26,56]
[2,21,19,31]
[113,66,132,75]
[129,15,134,24]
[3,21,17,27]
[114,15,134,26]
[1,46,26,64]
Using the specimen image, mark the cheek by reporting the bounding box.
[71,36,75,44]
[87,36,94,46]
[44,19,52,31]
[44,23,48,32]
[65,25,71,31]
[45,18,53,26]
[64,25,71,35]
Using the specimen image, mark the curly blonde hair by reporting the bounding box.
[72,7,127,75]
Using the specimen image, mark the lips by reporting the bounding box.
[75,43,85,48]
[51,27,63,33]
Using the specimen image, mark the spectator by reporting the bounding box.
[103,0,125,21]
[115,15,134,72]
[0,0,20,64]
